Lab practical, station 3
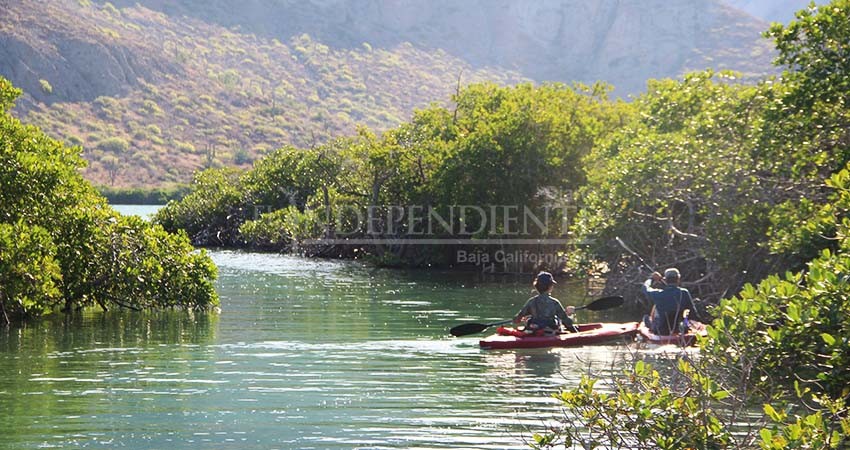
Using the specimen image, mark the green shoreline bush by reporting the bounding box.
[97,184,189,204]
[0,77,218,323]
[538,3,850,448]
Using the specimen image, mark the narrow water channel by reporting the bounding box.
[0,248,638,449]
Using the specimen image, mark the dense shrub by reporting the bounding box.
[155,168,248,246]
[239,206,322,250]
[706,164,850,402]
[97,185,189,204]
[0,220,62,320]
[158,83,627,265]
[0,76,218,323]
[567,1,850,305]
[97,136,130,153]
[544,359,848,450]
[539,4,850,448]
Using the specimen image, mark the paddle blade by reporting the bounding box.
[580,295,624,311]
[449,322,491,337]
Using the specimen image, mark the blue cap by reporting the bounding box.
[536,271,557,284]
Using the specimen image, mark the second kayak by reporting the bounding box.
[479,322,639,350]
[636,320,708,347]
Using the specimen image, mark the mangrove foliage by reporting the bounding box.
[0,77,218,324]
[541,2,850,448]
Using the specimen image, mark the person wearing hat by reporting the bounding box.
[513,271,577,335]
[642,268,698,335]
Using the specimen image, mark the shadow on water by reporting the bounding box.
[1,308,218,353]
[0,309,220,449]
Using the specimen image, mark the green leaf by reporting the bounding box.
[786,303,801,322]
[760,428,773,445]
[820,333,836,346]
[764,403,783,422]
[712,390,730,401]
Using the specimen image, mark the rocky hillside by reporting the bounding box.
[1,0,524,186]
[725,0,817,23]
[105,0,778,94]
[0,0,783,187]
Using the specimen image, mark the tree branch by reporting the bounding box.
[0,291,9,325]
[110,298,142,312]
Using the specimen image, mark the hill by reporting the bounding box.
[725,0,817,23]
[104,0,778,94]
[1,0,527,187]
[0,0,778,187]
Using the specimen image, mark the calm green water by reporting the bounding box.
[0,206,638,449]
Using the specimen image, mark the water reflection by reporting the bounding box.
[518,351,563,379]
[482,350,563,380]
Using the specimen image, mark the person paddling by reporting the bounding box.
[514,271,577,335]
[642,268,698,335]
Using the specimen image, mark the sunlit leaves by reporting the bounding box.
[0,220,62,320]
[571,0,850,300]
[570,70,778,294]
[158,81,632,257]
[705,240,850,402]
[0,77,20,113]
[557,4,850,446]
[0,77,218,321]
[544,356,847,449]
[430,82,628,209]
[543,361,735,449]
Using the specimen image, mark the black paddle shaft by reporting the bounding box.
[449,319,512,337]
[615,236,657,273]
[615,237,666,286]
[577,295,623,311]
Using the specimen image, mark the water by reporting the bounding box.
[0,207,639,449]
[111,204,163,220]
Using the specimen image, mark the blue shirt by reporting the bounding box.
[642,279,696,334]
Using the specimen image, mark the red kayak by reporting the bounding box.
[479,322,639,350]
[636,320,707,347]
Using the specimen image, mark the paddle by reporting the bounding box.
[448,319,513,337]
[576,295,624,311]
[615,236,658,275]
[449,295,625,337]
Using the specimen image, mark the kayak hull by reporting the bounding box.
[479,322,639,350]
[637,320,707,347]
